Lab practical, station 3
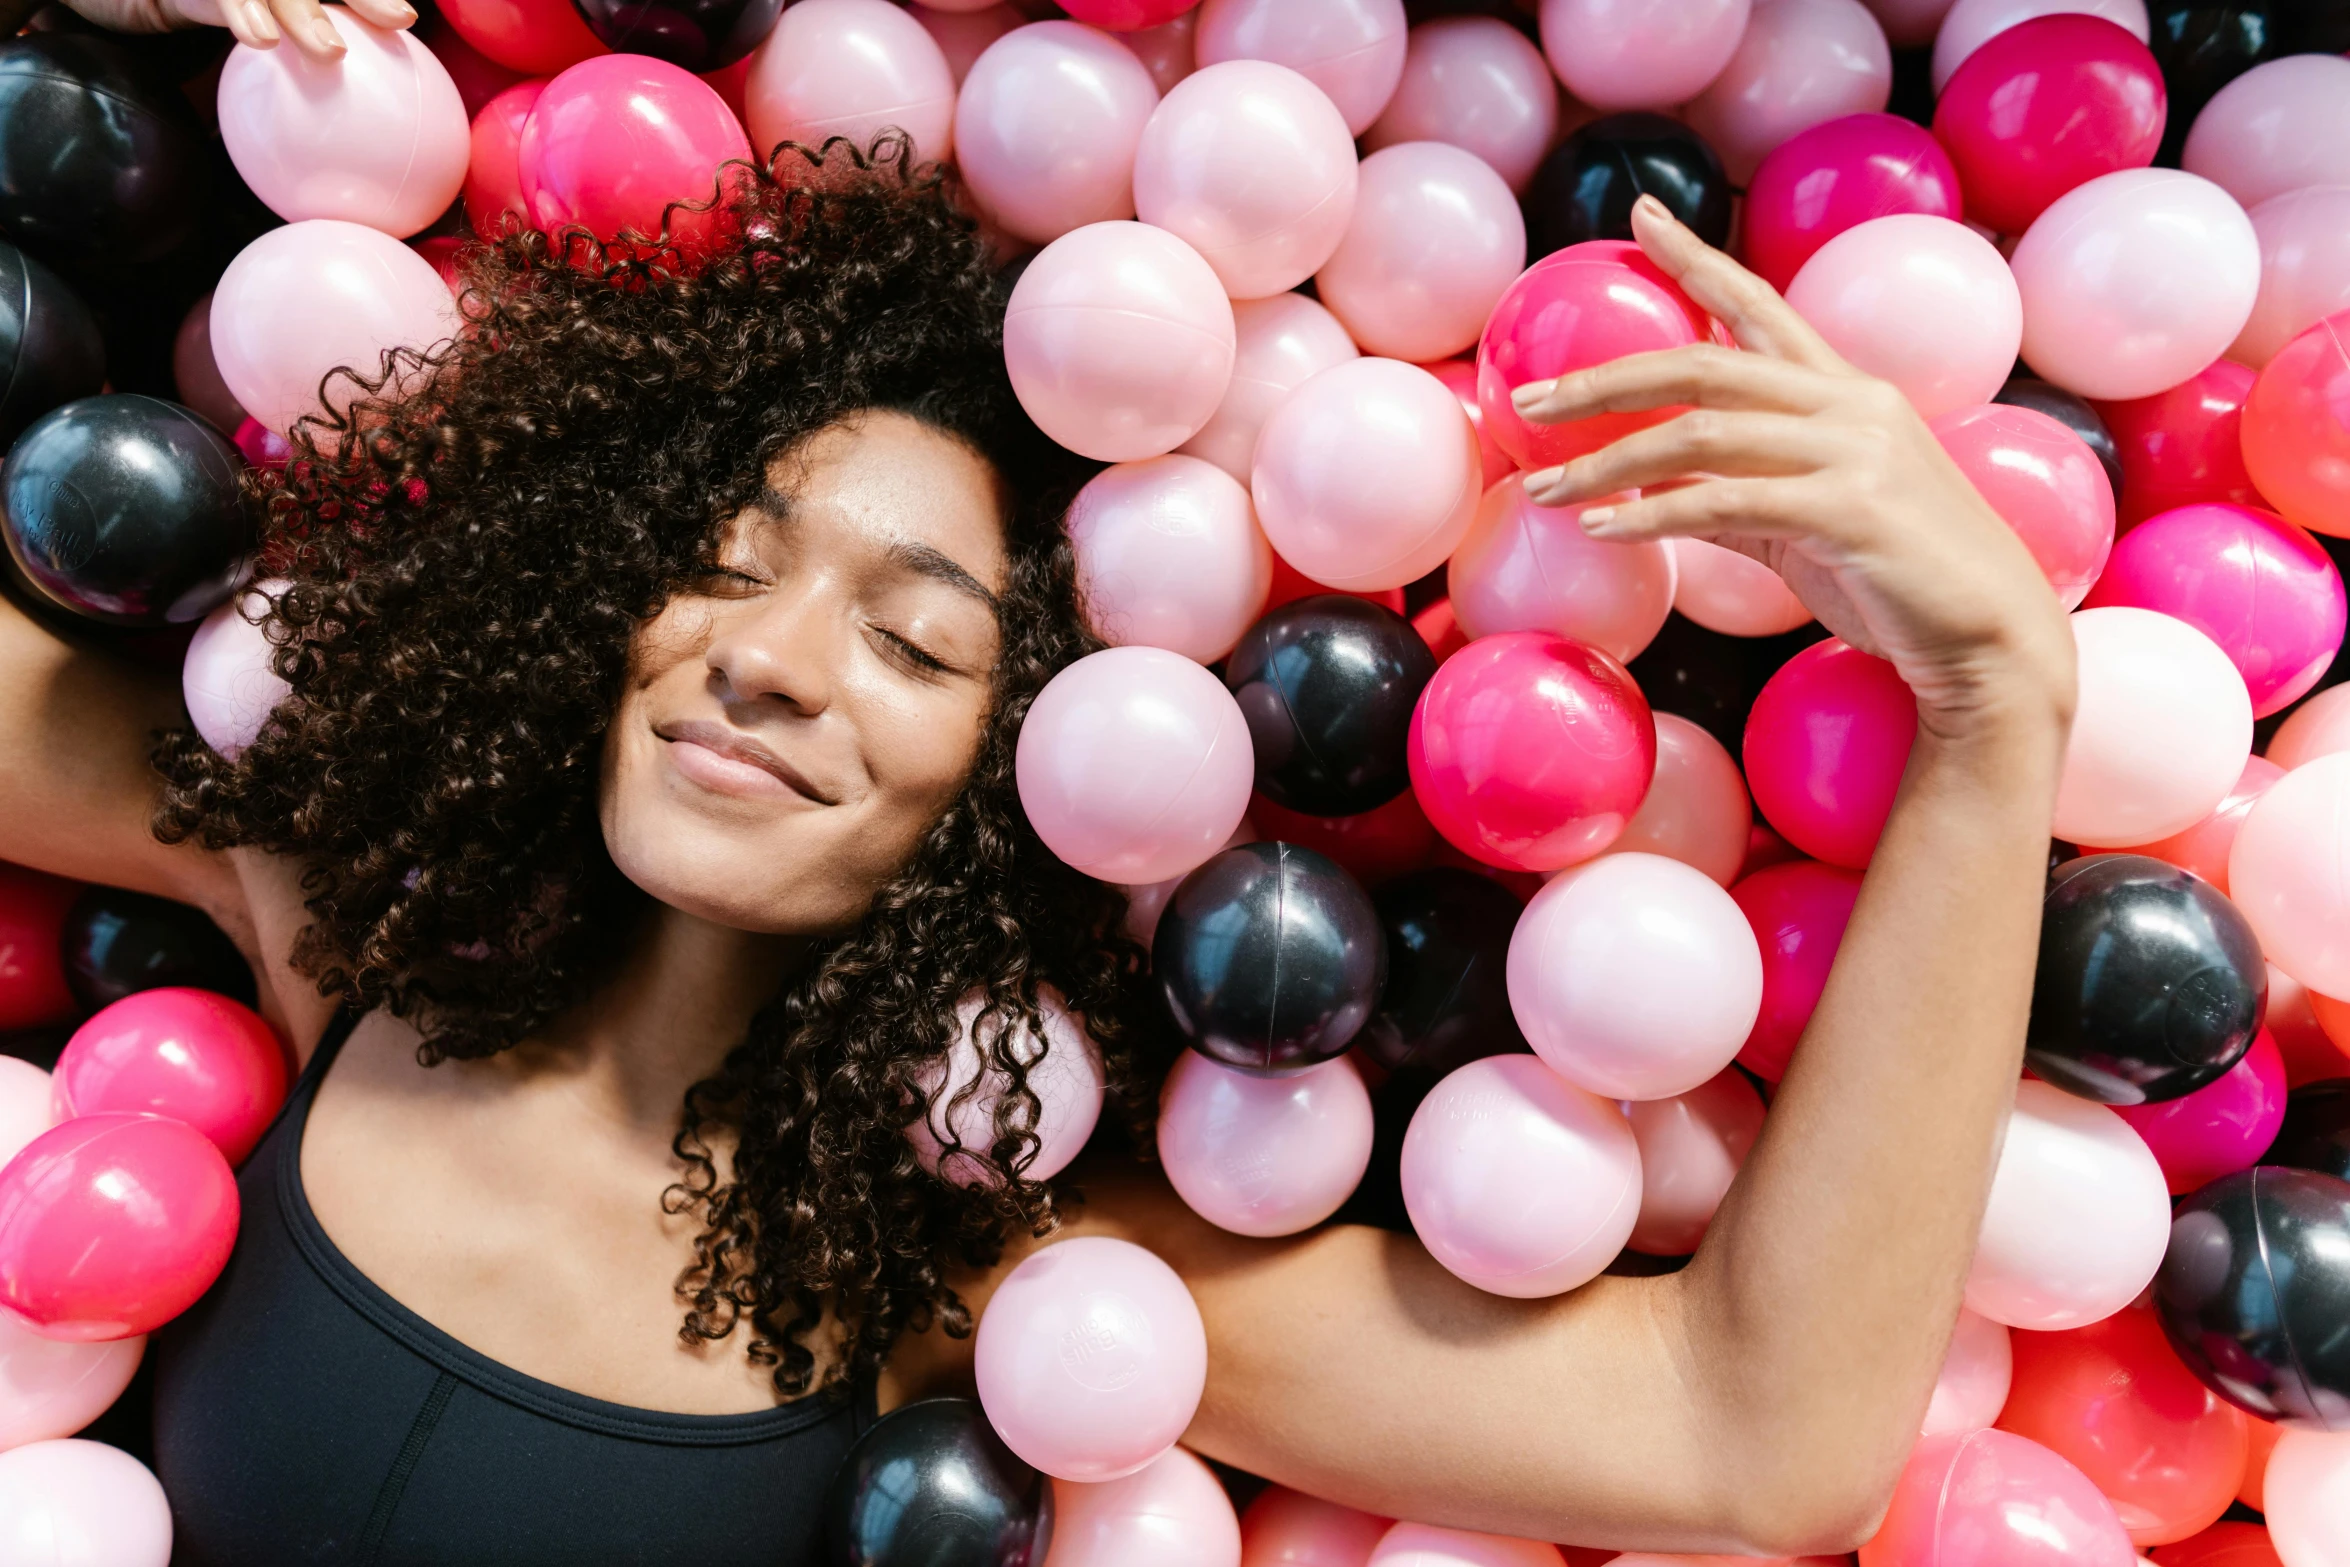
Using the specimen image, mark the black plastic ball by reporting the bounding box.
[2,394,249,627]
[822,1397,1051,1567]
[1355,868,1527,1078]
[0,238,102,448]
[61,885,257,1013]
[2154,1165,2350,1429]
[1522,113,1732,262]
[570,0,784,72]
[1224,595,1436,817]
[2268,1078,2350,1185]
[2027,854,2266,1104]
[0,35,208,272]
[1155,841,1387,1072]
[1995,374,2124,508]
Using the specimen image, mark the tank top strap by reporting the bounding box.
[284,1005,363,1111]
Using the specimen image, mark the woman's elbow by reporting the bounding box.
[1716,1448,1902,1558]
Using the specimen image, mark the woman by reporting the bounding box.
[1,123,2074,1566]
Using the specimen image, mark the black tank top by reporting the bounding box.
[152,1010,873,1566]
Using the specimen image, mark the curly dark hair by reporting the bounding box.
[151,141,1174,1397]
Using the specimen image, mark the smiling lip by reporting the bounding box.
[656,720,832,805]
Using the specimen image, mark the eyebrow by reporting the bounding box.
[753,486,1001,612]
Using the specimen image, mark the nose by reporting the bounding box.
[702,580,839,717]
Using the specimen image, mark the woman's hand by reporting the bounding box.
[1513,194,2075,741]
[61,0,416,58]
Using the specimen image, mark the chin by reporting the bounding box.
[603,803,838,935]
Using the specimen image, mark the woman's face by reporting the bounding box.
[602,412,1011,933]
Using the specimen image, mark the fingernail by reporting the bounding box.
[1579,505,1617,531]
[1523,466,1565,492]
[315,18,345,48]
[1632,194,1669,222]
[391,0,417,17]
[1510,379,1557,413]
[242,0,280,37]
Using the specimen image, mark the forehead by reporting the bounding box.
[749,412,1011,594]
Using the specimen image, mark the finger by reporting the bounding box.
[1571,475,1855,550]
[169,0,281,44]
[267,0,345,55]
[1511,342,1847,424]
[343,0,417,28]
[1627,196,1847,373]
[1522,410,1836,507]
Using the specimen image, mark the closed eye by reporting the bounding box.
[875,625,953,676]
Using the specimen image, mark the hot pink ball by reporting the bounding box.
[0,1310,142,1452]
[1609,713,1752,887]
[1419,356,1514,489]
[1016,645,1254,884]
[1158,1051,1372,1236]
[906,987,1105,1187]
[0,1440,172,1567]
[1538,0,1752,114]
[1933,402,2117,609]
[1370,1522,1565,1567]
[1684,0,1893,185]
[1061,0,1200,28]
[2234,186,2350,371]
[1967,1081,2171,1330]
[973,1236,1207,1481]
[2269,684,2350,771]
[2181,53,2350,215]
[0,1114,239,1342]
[1670,538,1814,636]
[1004,220,1236,462]
[1785,213,2021,420]
[1923,1309,2016,1437]
[2056,607,2253,848]
[743,0,955,166]
[1624,1067,1765,1254]
[464,79,546,240]
[218,8,470,238]
[1364,18,1557,194]
[1863,1428,2137,1567]
[1731,857,1864,1083]
[2230,752,2350,999]
[1179,293,1358,481]
[519,55,750,252]
[1447,479,1675,664]
[1408,631,1657,874]
[1241,1486,1388,1567]
[1070,455,1272,663]
[182,581,292,760]
[1928,0,2150,93]
[1048,1446,1242,1567]
[1742,112,1962,295]
[2114,1027,2287,1197]
[1743,638,1918,870]
[2265,1429,2350,1567]
[1314,141,1524,365]
[1250,358,1481,592]
[954,21,1159,247]
[1192,0,1406,137]
[1399,1053,1642,1297]
[54,989,287,1167]
[2125,755,2283,895]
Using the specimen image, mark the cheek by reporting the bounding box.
[847,673,993,820]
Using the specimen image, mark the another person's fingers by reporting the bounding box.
[1521,411,1833,507]
[264,0,345,54]
[342,0,417,29]
[1628,196,1846,373]
[1511,343,1844,425]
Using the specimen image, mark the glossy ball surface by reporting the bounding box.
[822,1397,1049,1567]
[2268,1078,2350,1184]
[0,240,101,450]
[61,885,255,1012]
[1742,111,1961,294]
[1356,867,1526,1079]
[0,36,207,271]
[1225,595,1436,816]
[571,0,782,70]
[1521,113,1732,262]
[1995,374,2123,502]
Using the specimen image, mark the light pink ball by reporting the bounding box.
[1125,13,1199,95]
[911,4,1022,85]
[744,0,956,166]
[2055,607,2253,848]
[1965,1080,2171,1330]
[218,8,469,238]
[1250,357,1482,592]
[1179,292,1359,481]
[2231,752,2350,999]
[1314,141,1525,364]
[1368,1521,1565,1567]
[1863,0,1960,48]
[0,1058,50,1171]
[2010,169,2261,402]
[2269,683,2350,771]
[955,23,1159,245]
[211,219,461,437]
[1447,478,1675,663]
[1047,1446,1242,1567]
[1157,1051,1372,1236]
[1132,61,1358,300]
[1624,1066,1764,1255]
[974,1236,1207,1481]
[2183,54,2350,214]
[1015,645,1254,883]
[1005,220,1236,461]
[1363,18,1558,194]
[1785,214,2021,420]
[1507,853,1764,1102]
[1193,0,1406,136]
[1400,1054,1640,1298]
[1070,455,1272,663]
[1240,1486,1391,1567]
[1608,714,1752,888]
[1670,538,1814,637]
[1921,1308,2014,1437]
[906,987,1105,1187]
[0,1440,170,1567]
[2265,1429,2350,1567]
[0,1312,143,1452]
[1683,0,1892,184]
[1539,0,1752,114]
[2233,186,2350,371]
[182,581,291,759]
[1929,0,2148,92]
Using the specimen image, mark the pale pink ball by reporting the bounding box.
[1070,455,1272,663]
[1363,18,1558,194]
[2230,752,2350,999]
[1683,0,1892,184]
[2233,186,2350,371]
[1447,478,1675,664]
[1862,0,1959,48]
[1369,1521,1566,1567]
[1670,538,1814,637]
[906,987,1106,1187]
[1921,1308,2015,1437]
[1158,1051,1373,1236]
[1015,645,1254,883]
[1178,292,1359,481]
[1004,220,1236,461]
[1609,714,1752,888]
[1193,0,1407,136]
[2054,607,2253,848]
[1929,0,2149,92]
[182,581,291,760]
[2264,1429,2350,1567]
[1624,1066,1764,1255]
[1399,1054,1641,1297]
[974,1236,1207,1482]
[2269,684,2350,771]
[1539,0,1752,114]
[744,0,956,166]
[1047,1446,1243,1567]
[0,1312,143,1452]
[1785,214,2021,420]
[1132,60,1358,300]
[911,4,1021,85]
[0,1440,171,1567]
[1125,12,1199,95]
[1314,141,1525,364]
[1240,1487,1391,1567]
[1250,357,1481,592]
[2182,54,2350,214]
[955,22,1159,245]
[0,1057,50,1170]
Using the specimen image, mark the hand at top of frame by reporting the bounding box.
[60,0,415,59]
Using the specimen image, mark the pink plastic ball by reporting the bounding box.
[2270,684,2350,771]
[1399,1053,1642,1297]
[1370,1522,1565,1567]
[519,55,750,252]
[1408,631,1657,874]
[2232,187,2350,372]
[2182,54,2350,215]
[2124,755,2283,895]
[2114,1027,2287,1197]
[1240,1486,1389,1567]
[1537,0,1752,114]
[954,22,1159,246]
[1508,852,1763,1101]
[1070,455,1272,663]
[0,1059,50,1171]
[1932,403,2116,609]
[1743,638,1918,869]
[1124,12,1198,94]
[1179,293,1358,481]
[0,1114,239,1341]
[2265,1430,2350,1567]
[1670,538,1814,637]
[1447,479,1674,664]
[1016,645,1253,884]
[2056,607,2253,848]
[1623,1067,1765,1254]
[2011,169,2262,403]
[1419,357,1513,488]
[54,989,287,1167]
[743,0,955,166]
[1048,1446,1242,1567]
[973,1236,1207,1481]
[1861,1427,2138,1567]
[2242,308,2350,542]
[1684,0,1893,185]
[1928,0,2150,92]
[1785,214,2021,420]
[0,1440,171,1567]
[183,581,292,760]
[1192,0,1406,137]
[906,987,1105,1187]
[1315,141,1523,364]
[1250,358,1481,592]
[1742,112,1962,295]
[1731,857,1864,1083]
[1923,1308,2016,1437]
[417,8,526,117]
[437,0,603,75]
[218,8,470,238]
[1363,18,1557,194]
[2093,358,2265,529]
[1158,1052,1372,1236]
[910,5,1020,86]
[1061,0,1200,28]
[1005,220,1236,462]
[0,1310,142,1452]
[1608,714,1752,888]
[463,79,545,240]
[2231,752,2350,998]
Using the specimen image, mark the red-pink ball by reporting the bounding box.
[53,988,288,1167]
[1861,1428,2137,1567]
[1731,857,1864,1083]
[1742,112,1961,295]
[518,54,750,254]
[1060,0,1200,29]
[1932,402,2116,610]
[2114,1027,2288,1196]
[1743,638,1918,870]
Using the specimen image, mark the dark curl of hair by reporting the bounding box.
[151,141,1173,1397]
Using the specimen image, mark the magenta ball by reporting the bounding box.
[1624,1067,1765,1255]
[2235,185,2350,371]
[2081,502,2345,719]
[2113,1027,2287,1197]
[973,1236,1207,1481]
[1743,638,1917,870]
[1742,112,1961,295]
[1446,477,1675,664]
[1537,0,1752,114]
[1785,214,2021,420]
[1192,0,1406,137]
[1922,1309,2015,1438]
[743,0,955,167]
[1862,1427,2137,1567]
[1157,1052,1373,1236]
[1399,1053,1642,1298]
[0,1441,172,1567]
[1610,713,1753,888]
[1928,0,2151,93]
[1004,220,1236,462]
[1732,857,1865,1083]
[1069,455,1272,663]
[1177,292,1357,481]
[1314,141,1524,365]
[2181,53,2350,214]
[0,1311,143,1452]
[954,21,1160,247]
[1363,17,1557,194]
[519,55,750,254]
[182,582,291,759]
[2055,606,2253,848]
[1683,0,1893,185]
[1060,0,1200,28]
[1931,402,2116,609]
[54,988,287,1167]
[1408,631,1656,874]
[2230,752,2350,999]
[905,988,1106,1188]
